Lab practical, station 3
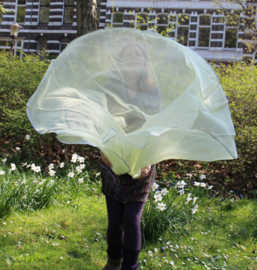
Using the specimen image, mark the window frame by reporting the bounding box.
[176,13,190,46]
[111,12,124,28]
[197,14,212,48]
[63,0,75,24]
[16,0,26,24]
[39,0,51,24]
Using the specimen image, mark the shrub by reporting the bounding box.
[157,62,257,196]
[0,50,256,195]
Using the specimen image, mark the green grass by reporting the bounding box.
[0,192,257,270]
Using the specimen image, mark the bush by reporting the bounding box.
[0,50,256,195]
[157,62,257,196]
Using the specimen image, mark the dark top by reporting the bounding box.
[100,162,156,204]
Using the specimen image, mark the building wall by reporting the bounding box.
[0,0,256,62]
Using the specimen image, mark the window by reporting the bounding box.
[198,15,211,47]
[39,0,50,24]
[60,37,70,52]
[225,15,238,49]
[177,14,190,46]
[157,13,169,35]
[17,0,26,23]
[225,28,238,48]
[112,12,123,27]
[63,0,75,24]
[136,13,148,30]
[0,8,3,23]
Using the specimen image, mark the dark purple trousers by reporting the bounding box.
[105,195,145,270]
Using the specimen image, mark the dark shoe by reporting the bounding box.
[102,257,123,270]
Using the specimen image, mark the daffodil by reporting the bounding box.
[71,153,78,163]
[48,163,54,170]
[176,180,187,189]
[68,172,74,178]
[161,188,168,195]
[152,182,159,191]
[49,170,56,176]
[193,197,198,205]
[192,204,198,214]
[154,193,162,202]
[157,202,166,211]
[10,163,16,171]
[60,162,65,168]
[199,175,206,180]
[78,156,85,163]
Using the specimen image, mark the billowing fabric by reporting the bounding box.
[27,28,237,178]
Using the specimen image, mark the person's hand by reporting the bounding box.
[138,166,151,179]
[99,151,112,167]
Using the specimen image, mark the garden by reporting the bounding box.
[0,50,257,269]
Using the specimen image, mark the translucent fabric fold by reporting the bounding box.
[27,28,237,178]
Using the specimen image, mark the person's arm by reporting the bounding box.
[99,150,150,179]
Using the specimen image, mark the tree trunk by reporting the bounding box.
[76,0,98,37]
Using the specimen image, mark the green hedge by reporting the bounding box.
[0,50,256,195]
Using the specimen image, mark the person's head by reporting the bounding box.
[118,43,156,92]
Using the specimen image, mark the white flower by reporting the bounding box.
[67,172,74,178]
[34,166,41,173]
[186,197,192,204]
[76,166,81,172]
[194,181,200,186]
[178,189,185,196]
[49,170,56,176]
[2,158,7,163]
[78,178,83,184]
[62,149,65,153]
[48,180,55,186]
[60,162,65,168]
[78,156,85,163]
[154,248,158,252]
[0,170,5,175]
[192,204,198,214]
[15,147,21,151]
[157,202,166,211]
[199,175,206,180]
[25,135,30,140]
[80,164,85,169]
[71,153,78,163]
[31,164,36,171]
[34,189,40,194]
[169,261,174,266]
[48,163,54,170]
[208,185,213,189]
[154,193,162,202]
[152,182,159,191]
[200,182,207,188]
[10,163,16,171]
[193,197,198,205]
[176,180,187,189]
[161,188,168,195]
[187,173,192,178]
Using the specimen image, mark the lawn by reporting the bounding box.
[0,163,256,270]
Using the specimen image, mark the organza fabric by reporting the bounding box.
[27,28,237,178]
